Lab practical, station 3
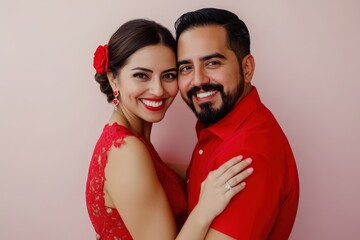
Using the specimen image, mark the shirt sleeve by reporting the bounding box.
[210,148,290,239]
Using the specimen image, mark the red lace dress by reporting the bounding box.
[86,123,187,239]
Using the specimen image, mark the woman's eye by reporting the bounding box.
[163,73,177,81]
[133,73,148,79]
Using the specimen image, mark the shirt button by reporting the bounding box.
[198,149,203,155]
[106,208,112,213]
[96,233,101,239]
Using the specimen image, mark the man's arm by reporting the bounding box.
[205,228,236,240]
[206,150,284,239]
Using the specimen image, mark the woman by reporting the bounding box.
[85,19,253,239]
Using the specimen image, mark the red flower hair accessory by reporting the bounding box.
[93,44,109,74]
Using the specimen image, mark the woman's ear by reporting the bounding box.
[242,54,255,83]
[107,72,117,91]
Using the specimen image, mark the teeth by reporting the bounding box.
[142,99,163,107]
[196,91,216,99]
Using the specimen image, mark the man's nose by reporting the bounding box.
[192,68,210,87]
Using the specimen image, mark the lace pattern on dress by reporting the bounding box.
[86,124,133,239]
[86,123,187,239]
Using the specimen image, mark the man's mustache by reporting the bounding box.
[186,84,224,100]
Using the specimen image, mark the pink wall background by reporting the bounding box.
[1,0,359,239]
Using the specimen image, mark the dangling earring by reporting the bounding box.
[113,91,119,111]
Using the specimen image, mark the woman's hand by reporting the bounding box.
[196,156,253,222]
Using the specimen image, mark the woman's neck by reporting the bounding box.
[109,107,152,141]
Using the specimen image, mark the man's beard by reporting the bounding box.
[184,75,245,125]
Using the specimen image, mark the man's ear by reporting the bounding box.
[242,54,255,83]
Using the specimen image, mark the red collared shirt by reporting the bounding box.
[187,87,299,239]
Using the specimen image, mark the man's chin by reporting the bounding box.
[186,100,225,124]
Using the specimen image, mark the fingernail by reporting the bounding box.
[246,158,252,164]
[241,182,246,187]
[237,155,243,160]
[247,168,254,174]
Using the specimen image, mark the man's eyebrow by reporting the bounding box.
[177,53,227,66]
[201,53,226,61]
[177,60,190,66]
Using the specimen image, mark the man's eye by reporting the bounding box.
[207,61,220,66]
[179,66,191,73]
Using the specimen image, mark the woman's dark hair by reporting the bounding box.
[175,8,250,64]
[95,19,176,103]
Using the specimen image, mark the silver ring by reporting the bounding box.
[224,182,232,191]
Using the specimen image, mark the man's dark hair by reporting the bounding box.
[175,8,251,63]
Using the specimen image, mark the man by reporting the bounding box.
[175,8,299,239]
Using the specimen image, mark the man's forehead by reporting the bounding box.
[177,25,228,61]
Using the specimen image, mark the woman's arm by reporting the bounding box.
[105,136,177,239]
[105,136,252,240]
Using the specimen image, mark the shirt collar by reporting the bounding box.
[196,86,262,140]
